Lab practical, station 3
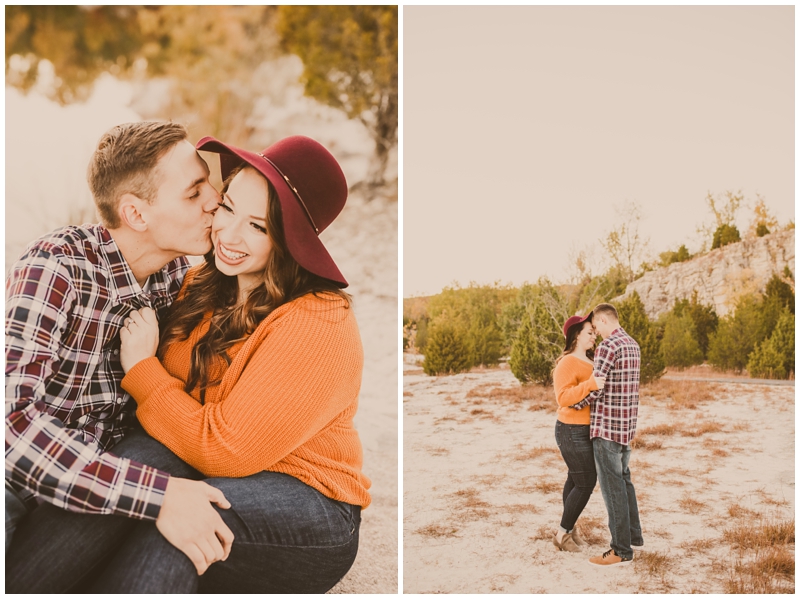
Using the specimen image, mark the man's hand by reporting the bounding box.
[120,307,160,373]
[155,477,235,575]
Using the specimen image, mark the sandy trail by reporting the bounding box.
[403,355,794,593]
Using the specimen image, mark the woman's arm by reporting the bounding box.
[554,360,599,407]
[123,302,363,478]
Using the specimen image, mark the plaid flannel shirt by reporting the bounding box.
[5,224,188,519]
[571,327,640,445]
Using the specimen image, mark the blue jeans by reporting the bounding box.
[5,483,31,552]
[554,421,597,531]
[6,427,361,593]
[592,437,643,559]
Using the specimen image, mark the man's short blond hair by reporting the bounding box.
[593,303,619,321]
[87,121,188,228]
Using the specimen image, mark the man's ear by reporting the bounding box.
[118,193,148,232]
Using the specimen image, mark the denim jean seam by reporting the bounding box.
[229,533,357,550]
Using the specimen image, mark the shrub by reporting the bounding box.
[427,284,513,367]
[505,279,569,386]
[659,244,692,267]
[415,317,429,352]
[747,339,786,379]
[422,322,471,375]
[764,273,794,315]
[661,313,704,369]
[707,294,767,372]
[748,309,794,379]
[616,292,665,384]
[711,223,741,249]
[756,223,770,237]
[671,292,718,358]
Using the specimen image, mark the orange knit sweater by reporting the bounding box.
[553,354,598,425]
[121,291,371,509]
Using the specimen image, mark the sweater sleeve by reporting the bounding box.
[122,302,362,478]
[553,359,599,408]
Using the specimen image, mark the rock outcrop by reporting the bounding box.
[618,229,794,318]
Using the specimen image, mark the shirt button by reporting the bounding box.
[113,349,120,356]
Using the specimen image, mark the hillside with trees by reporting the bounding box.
[404,192,794,381]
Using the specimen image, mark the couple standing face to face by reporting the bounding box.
[130,139,272,287]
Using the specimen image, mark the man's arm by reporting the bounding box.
[5,251,233,573]
[570,343,615,410]
[5,250,169,518]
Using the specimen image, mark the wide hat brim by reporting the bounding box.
[563,312,593,339]
[196,136,348,288]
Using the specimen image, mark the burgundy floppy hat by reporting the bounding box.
[562,312,593,339]
[196,135,349,288]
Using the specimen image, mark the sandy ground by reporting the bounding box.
[403,354,794,593]
[325,187,398,593]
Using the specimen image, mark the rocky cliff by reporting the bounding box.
[618,228,794,318]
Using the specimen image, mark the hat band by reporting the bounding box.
[258,153,319,234]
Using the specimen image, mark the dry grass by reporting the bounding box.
[678,537,716,555]
[724,544,796,594]
[403,391,414,397]
[415,523,460,538]
[723,518,794,549]
[575,516,607,545]
[640,379,720,410]
[728,502,760,519]
[530,524,554,542]
[453,488,491,509]
[532,479,561,494]
[635,550,674,577]
[499,503,539,515]
[682,420,724,437]
[640,423,678,436]
[630,435,664,450]
[428,446,450,456]
[465,383,554,412]
[514,445,560,461]
[678,493,707,514]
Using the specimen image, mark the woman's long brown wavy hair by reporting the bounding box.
[554,320,595,367]
[157,165,350,402]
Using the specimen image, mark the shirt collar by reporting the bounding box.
[94,226,176,305]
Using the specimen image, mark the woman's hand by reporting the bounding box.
[120,307,160,373]
[594,375,606,390]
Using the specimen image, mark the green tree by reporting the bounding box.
[707,294,766,372]
[427,284,513,367]
[747,339,786,379]
[616,292,665,384]
[277,6,397,186]
[661,313,703,370]
[747,307,793,379]
[672,292,718,358]
[764,273,795,315]
[505,279,570,386]
[658,244,692,267]
[711,223,741,249]
[422,322,471,376]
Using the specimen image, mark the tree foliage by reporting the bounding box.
[711,223,741,250]
[422,322,471,376]
[748,195,778,238]
[277,6,398,186]
[427,284,513,368]
[671,292,718,358]
[616,292,665,384]
[658,244,692,267]
[747,309,793,379]
[505,280,570,386]
[661,313,703,370]
[707,294,770,373]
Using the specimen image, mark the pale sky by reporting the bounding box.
[403,5,795,297]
